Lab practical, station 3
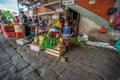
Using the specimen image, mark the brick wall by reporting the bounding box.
[76,0,115,20]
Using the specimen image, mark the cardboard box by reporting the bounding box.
[30,43,42,52]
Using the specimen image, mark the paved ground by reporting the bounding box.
[0,34,120,80]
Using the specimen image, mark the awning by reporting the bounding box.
[37,11,55,16]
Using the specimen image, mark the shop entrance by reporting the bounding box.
[66,8,80,37]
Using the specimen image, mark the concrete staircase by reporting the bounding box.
[68,4,109,26]
[62,1,112,29]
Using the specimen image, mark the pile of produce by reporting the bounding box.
[34,34,50,45]
[3,24,14,27]
[70,38,86,45]
[42,38,58,49]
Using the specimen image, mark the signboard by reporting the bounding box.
[66,0,75,5]
[56,8,64,12]
[89,0,96,4]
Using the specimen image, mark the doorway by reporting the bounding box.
[66,8,80,37]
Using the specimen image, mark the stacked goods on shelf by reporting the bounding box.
[14,24,25,38]
[2,24,15,38]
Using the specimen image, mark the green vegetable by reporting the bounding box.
[3,24,13,27]
[2,10,14,19]
[42,38,58,49]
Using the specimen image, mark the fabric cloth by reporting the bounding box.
[24,24,30,36]
[63,26,71,34]
[63,34,71,39]
[22,15,29,36]
[55,20,61,28]
[39,21,46,27]
[14,19,19,25]
[34,19,39,24]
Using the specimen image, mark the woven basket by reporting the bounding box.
[14,24,25,32]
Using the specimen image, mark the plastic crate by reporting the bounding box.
[3,31,15,38]
[115,40,120,51]
[4,27,14,32]
[15,32,26,39]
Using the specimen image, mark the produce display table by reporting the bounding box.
[0,23,72,57]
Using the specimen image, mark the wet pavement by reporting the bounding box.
[0,34,120,80]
